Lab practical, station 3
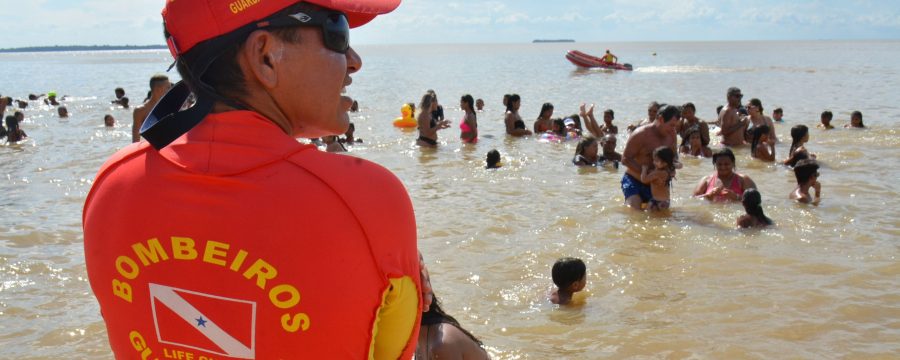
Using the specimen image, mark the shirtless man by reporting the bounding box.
[718,87,748,147]
[131,74,171,142]
[621,105,680,210]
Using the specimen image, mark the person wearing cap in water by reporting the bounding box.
[83,1,427,359]
[601,49,618,64]
[44,92,59,106]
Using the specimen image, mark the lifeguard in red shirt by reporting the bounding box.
[83,1,423,359]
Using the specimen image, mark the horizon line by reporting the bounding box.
[2,38,898,52]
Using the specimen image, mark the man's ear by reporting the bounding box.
[241,30,280,90]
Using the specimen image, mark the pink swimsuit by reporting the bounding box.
[460,116,477,143]
[706,172,744,202]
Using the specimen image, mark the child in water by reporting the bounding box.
[573,137,600,166]
[791,159,821,204]
[737,188,774,228]
[773,107,784,122]
[750,124,775,162]
[845,111,865,128]
[783,124,815,167]
[641,146,676,211]
[598,134,622,168]
[5,115,26,143]
[818,110,834,130]
[486,149,501,169]
[550,257,586,305]
[680,125,712,158]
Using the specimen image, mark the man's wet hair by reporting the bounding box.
[604,109,614,118]
[659,105,681,123]
[682,102,696,112]
[149,74,170,90]
[793,159,819,184]
[773,107,783,114]
[820,110,833,120]
[552,257,586,290]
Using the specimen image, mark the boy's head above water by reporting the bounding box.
[552,257,586,293]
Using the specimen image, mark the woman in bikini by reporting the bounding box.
[417,93,450,147]
[693,148,758,202]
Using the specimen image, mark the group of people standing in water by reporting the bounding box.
[406,86,866,229]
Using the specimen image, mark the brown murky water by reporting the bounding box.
[1,41,898,359]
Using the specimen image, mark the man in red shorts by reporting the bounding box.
[83,1,426,359]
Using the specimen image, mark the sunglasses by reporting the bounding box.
[142,9,350,149]
[258,10,350,54]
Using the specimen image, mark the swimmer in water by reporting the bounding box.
[550,257,586,305]
[475,98,484,111]
[845,111,865,128]
[112,87,126,106]
[737,188,774,228]
[104,114,115,127]
[5,115,26,143]
[791,159,821,204]
[783,124,815,167]
[533,102,554,133]
[58,105,69,118]
[818,110,834,130]
[772,107,784,122]
[486,149,501,169]
[750,124,775,162]
[459,94,478,143]
[504,94,532,137]
[417,92,451,147]
[573,137,600,166]
[641,146,676,211]
[680,125,713,158]
[599,134,622,168]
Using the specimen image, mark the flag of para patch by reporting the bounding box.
[150,283,257,359]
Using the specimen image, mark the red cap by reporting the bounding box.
[162,0,400,59]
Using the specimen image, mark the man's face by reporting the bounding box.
[273,27,360,138]
[683,107,695,119]
[648,106,658,120]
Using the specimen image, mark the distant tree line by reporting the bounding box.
[0,45,167,53]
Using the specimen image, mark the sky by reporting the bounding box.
[0,0,898,48]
